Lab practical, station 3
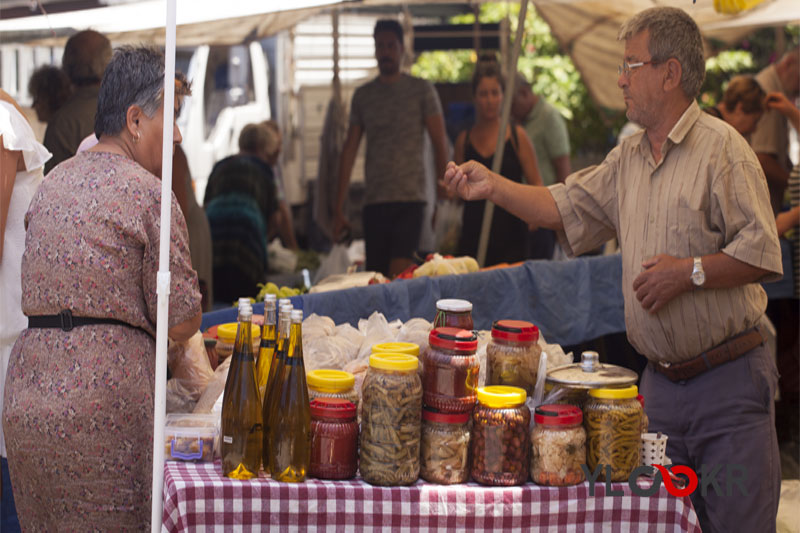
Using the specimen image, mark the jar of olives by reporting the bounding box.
[471,386,530,486]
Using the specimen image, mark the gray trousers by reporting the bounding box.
[640,343,780,533]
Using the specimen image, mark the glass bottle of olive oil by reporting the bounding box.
[262,303,292,475]
[267,309,311,482]
[220,302,263,479]
[256,294,277,403]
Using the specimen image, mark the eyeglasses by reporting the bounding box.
[618,60,658,76]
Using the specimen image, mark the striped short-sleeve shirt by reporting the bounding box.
[550,101,782,363]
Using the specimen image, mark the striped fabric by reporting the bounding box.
[550,101,782,363]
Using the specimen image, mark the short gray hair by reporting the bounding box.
[95,46,190,138]
[618,7,705,99]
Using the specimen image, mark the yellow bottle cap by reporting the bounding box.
[216,322,261,344]
[588,385,639,399]
[477,385,527,408]
[368,353,419,372]
[371,342,420,356]
[307,369,356,392]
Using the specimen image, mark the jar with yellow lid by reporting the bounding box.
[307,369,360,408]
[584,385,643,482]
[216,322,261,360]
[471,386,531,486]
[371,342,420,357]
[360,353,422,486]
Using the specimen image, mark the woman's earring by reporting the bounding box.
[134,131,141,143]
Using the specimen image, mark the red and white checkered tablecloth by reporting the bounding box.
[162,461,701,532]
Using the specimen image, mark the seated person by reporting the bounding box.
[204,123,279,304]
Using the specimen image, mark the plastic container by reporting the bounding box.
[165,413,219,462]
[307,369,360,408]
[420,408,471,484]
[309,398,359,480]
[530,405,586,486]
[371,342,420,357]
[641,432,668,469]
[216,322,261,359]
[585,385,643,482]
[360,353,423,486]
[422,327,479,413]
[433,299,474,331]
[471,386,531,486]
[486,320,541,394]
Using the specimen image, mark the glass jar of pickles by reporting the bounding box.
[309,398,359,480]
[307,369,360,408]
[471,386,531,486]
[433,299,474,331]
[420,408,471,484]
[530,404,586,486]
[584,385,643,482]
[486,320,541,394]
[422,328,479,413]
[360,353,423,486]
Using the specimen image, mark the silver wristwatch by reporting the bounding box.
[691,256,706,287]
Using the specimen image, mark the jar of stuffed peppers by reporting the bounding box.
[584,385,643,482]
[309,398,359,480]
[530,404,586,486]
[420,408,471,484]
[471,386,531,486]
[486,320,540,394]
[422,327,479,413]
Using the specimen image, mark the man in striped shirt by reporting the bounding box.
[445,7,781,532]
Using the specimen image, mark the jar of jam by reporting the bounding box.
[433,299,474,331]
[307,369,360,408]
[420,408,471,484]
[584,385,643,482]
[471,386,531,486]
[422,328,479,413]
[309,398,359,480]
[530,404,586,486]
[360,353,422,486]
[486,320,540,394]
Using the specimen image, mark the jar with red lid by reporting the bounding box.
[422,328,479,413]
[420,408,471,484]
[486,320,541,394]
[309,398,359,480]
[433,299,474,331]
[530,404,586,486]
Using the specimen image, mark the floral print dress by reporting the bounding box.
[2,151,201,531]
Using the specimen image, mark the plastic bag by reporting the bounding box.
[168,332,215,401]
[193,356,231,414]
[313,243,352,284]
[433,199,464,255]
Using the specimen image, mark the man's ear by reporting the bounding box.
[125,105,143,138]
[663,58,683,93]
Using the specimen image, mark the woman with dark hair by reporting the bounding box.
[704,74,766,137]
[455,60,543,265]
[2,46,202,530]
[27,65,72,124]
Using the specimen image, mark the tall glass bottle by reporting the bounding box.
[262,303,292,475]
[267,309,311,482]
[220,302,263,479]
[256,294,277,403]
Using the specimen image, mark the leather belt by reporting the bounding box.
[654,326,765,382]
[28,309,137,332]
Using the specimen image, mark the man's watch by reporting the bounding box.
[691,256,706,287]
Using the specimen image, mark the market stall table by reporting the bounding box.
[162,461,701,532]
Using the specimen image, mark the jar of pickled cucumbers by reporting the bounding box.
[471,386,530,486]
[584,385,643,482]
[422,327,479,413]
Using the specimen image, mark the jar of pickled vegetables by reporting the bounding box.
[360,353,423,486]
[371,342,420,358]
[307,369,360,408]
[216,322,261,360]
[433,299,474,331]
[422,327,479,413]
[530,404,586,486]
[486,320,540,394]
[309,398,359,480]
[471,386,531,486]
[584,385,643,482]
[420,408,470,484]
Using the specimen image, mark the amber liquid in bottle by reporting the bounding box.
[220,304,263,479]
[267,309,311,482]
[256,295,277,403]
[262,304,292,476]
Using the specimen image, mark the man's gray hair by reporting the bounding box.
[618,7,705,99]
[95,46,190,138]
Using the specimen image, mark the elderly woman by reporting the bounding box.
[2,46,202,530]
